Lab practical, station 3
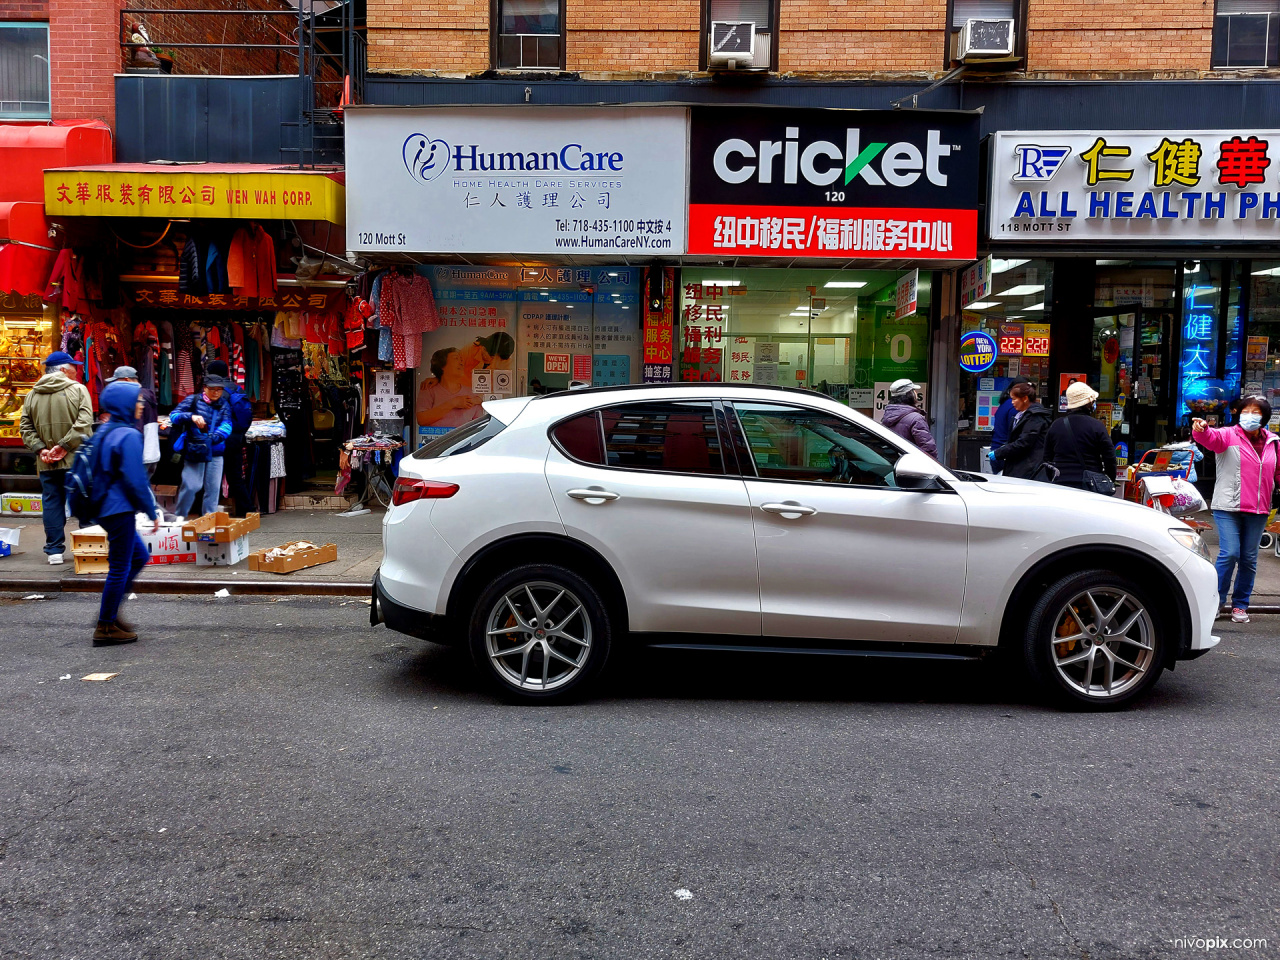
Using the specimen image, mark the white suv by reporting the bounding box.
[372,384,1219,708]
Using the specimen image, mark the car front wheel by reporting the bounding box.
[1023,571,1166,708]
[468,563,612,703]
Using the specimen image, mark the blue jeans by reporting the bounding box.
[39,469,68,555]
[98,511,150,624]
[175,456,224,518]
[1212,510,1270,609]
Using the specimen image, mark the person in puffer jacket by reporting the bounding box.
[91,381,159,645]
[1193,395,1280,623]
[169,372,232,517]
[880,378,938,458]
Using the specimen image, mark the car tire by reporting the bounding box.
[467,563,612,704]
[1023,570,1166,709]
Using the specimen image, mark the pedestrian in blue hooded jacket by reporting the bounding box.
[92,381,159,646]
[169,372,232,518]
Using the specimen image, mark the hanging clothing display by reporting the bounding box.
[227,224,278,298]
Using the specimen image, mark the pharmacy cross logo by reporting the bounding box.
[403,133,451,185]
[1011,145,1072,182]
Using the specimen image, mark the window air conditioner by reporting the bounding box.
[709,21,761,71]
[957,18,1016,60]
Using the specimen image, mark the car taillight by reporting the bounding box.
[391,478,459,506]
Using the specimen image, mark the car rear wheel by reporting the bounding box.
[468,564,611,703]
[1023,571,1165,709]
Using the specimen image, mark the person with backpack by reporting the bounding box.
[205,360,254,515]
[170,372,232,518]
[89,380,159,645]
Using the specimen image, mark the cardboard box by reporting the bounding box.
[1,492,42,516]
[248,541,338,574]
[73,521,197,566]
[195,534,252,567]
[181,511,261,544]
[140,522,196,565]
[152,484,178,513]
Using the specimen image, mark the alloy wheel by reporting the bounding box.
[1049,588,1156,700]
[484,580,593,692]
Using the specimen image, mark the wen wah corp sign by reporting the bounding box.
[990,130,1280,242]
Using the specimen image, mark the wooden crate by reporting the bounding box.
[73,555,110,575]
[181,511,261,544]
[70,526,109,557]
[248,541,338,574]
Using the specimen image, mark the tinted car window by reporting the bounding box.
[550,412,605,465]
[599,401,725,475]
[732,402,901,487]
[411,415,505,460]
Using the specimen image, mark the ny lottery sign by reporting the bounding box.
[990,131,1280,242]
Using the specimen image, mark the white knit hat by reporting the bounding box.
[1064,381,1099,410]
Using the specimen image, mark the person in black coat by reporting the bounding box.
[1044,381,1119,489]
[991,382,1052,479]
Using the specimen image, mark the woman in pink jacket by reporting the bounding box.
[1192,396,1280,623]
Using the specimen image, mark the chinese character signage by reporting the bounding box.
[687,107,979,259]
[990,130,1280,242]
[44,168,343,223]
[959,256,992,307]
[895,270,919,320]
[120,283,344,312]
[345,107,688,255]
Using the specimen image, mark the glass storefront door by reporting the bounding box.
[678,267,933,419]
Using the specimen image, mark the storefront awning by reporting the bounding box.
[0,121,114,205]
[0,201,57,297]
[43,163,345,225]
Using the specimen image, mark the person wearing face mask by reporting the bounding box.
[1193,396,1280,624]
[988,382,1052,479]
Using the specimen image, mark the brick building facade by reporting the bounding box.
[365,0,1226,78]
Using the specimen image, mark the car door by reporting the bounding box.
[728,400,968,645]
[544,399,761,636]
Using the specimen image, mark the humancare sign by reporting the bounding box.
[344,107,688,256]
[688,107,979,259]
[990,130,1280,243]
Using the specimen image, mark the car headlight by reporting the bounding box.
[1170,527,1212,562]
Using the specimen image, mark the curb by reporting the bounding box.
[0,577,370,597]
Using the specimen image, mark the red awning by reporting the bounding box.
[0,120,114,204]
[0,201,58,297]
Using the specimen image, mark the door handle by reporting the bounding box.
[567,487,620,504]
[760,501,816,517]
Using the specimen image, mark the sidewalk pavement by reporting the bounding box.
[2,505,1278,603]
[0,508,383,595]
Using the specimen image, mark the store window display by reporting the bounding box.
[957,258,1053,449]
[677,267,932,419]
[1245,261,1280,420]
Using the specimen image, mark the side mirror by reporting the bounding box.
[895,451,945,490]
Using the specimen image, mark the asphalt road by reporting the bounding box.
[2,594,1278,960]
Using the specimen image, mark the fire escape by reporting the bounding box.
[120,0,365,167]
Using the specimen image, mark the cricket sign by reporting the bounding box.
[991,130,1280,242]
[688,107,979,259]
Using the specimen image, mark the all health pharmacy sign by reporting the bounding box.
[688,107,979,260]
[345,106,688,256]
[990,130,1280,242]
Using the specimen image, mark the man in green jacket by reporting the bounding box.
[19,352,93,564]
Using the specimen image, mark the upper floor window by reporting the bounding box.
[703,0,776,72]
[1214,1,1280,68]
[948,0,1021,64]
[493,0,564,71]
[0,22,50,119]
